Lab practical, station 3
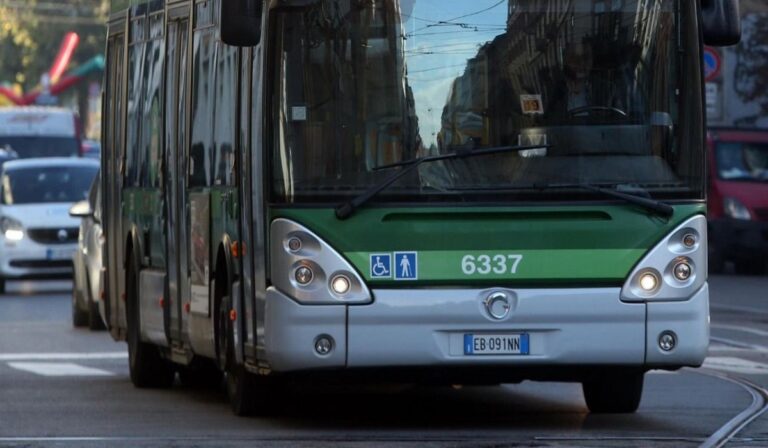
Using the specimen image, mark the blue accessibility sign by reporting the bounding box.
[394,252,418,281]
[370,253,392,279]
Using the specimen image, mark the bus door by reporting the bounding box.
[103,31,126,337]
[164,12,191,342]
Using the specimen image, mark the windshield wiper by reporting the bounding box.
[453,183,674,218]
[334,144,552,219]
[553,183,673,218]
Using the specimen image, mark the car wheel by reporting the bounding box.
[88,295,106,331]
[582,372,644,413]
[708,247,724,275]
[72,287,89,327]
[126,253,175,388]
[86,272,106,331]
[735,259,764,276]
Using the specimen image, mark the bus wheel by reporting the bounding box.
[582,372,644,413]
[217,293,256,416]
[126,255,175,388]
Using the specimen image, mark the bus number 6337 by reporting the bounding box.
[461,255,524,275]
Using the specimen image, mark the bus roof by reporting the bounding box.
[110,0,161,14]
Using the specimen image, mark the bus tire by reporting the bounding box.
[582,372,644,414]
[126,254,175,389]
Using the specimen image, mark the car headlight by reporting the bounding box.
[0,216,24,241]
[723,197,751,221]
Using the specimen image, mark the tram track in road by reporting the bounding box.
[696,369,768,448]
[534,369,768,448]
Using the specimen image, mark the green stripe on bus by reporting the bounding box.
[272,204,705,283]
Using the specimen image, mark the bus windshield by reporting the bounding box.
[269,0,704,204]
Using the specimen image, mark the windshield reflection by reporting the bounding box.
[269,0,704,203]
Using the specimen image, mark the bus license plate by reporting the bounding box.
[464,333,529,356]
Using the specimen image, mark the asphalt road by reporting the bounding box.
[0,276,767,448]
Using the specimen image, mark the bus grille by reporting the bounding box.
[26,228,79,245]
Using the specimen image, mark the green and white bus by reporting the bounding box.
[100,0,741,415]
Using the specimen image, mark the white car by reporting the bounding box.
[0,158,99,293]
[70,171,105,329]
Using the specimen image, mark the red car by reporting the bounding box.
[707,128,768,274]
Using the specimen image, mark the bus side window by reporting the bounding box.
[213,45,237,186]
[189,25,216,188]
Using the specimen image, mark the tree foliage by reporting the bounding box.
[0,0,108,90]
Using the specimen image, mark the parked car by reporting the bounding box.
[707,128,768,274]
[0,158,99,293]
[0,107,83,158]
[70,171,105,329]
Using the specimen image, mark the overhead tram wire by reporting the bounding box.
[404,0,507,35]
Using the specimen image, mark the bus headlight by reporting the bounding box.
[294,266,314,285]
[639,271,659,292]
[672,261,693,282]
[621,215,707,302]
[330,275,351,295]
[271,219,371,305]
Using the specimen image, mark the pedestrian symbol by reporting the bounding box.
[394,252,418,281]
[370,253,392,279]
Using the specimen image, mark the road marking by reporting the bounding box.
[8,362,114,377]
[0,352,126,361]
[703,357,768,375]
[713,323,768,338]
[711,303,768,315]
[647,369,678,375]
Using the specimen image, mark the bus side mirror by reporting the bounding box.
[220,0,264,47]
[701,0,741,46]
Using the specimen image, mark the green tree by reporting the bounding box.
[0,0,108,92]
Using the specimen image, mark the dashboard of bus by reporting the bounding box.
[267,0,705,204]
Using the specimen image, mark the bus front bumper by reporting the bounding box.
[264,284,709,375]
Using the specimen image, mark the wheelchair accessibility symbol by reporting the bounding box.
[370,254,392,279]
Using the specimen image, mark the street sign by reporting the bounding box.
[703,47,722,82]
[706,82,722,121]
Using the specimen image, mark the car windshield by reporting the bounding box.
[2,165,98,205]
[268,0,704,203]
[716,142,768,182]
[0,137,80,159]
